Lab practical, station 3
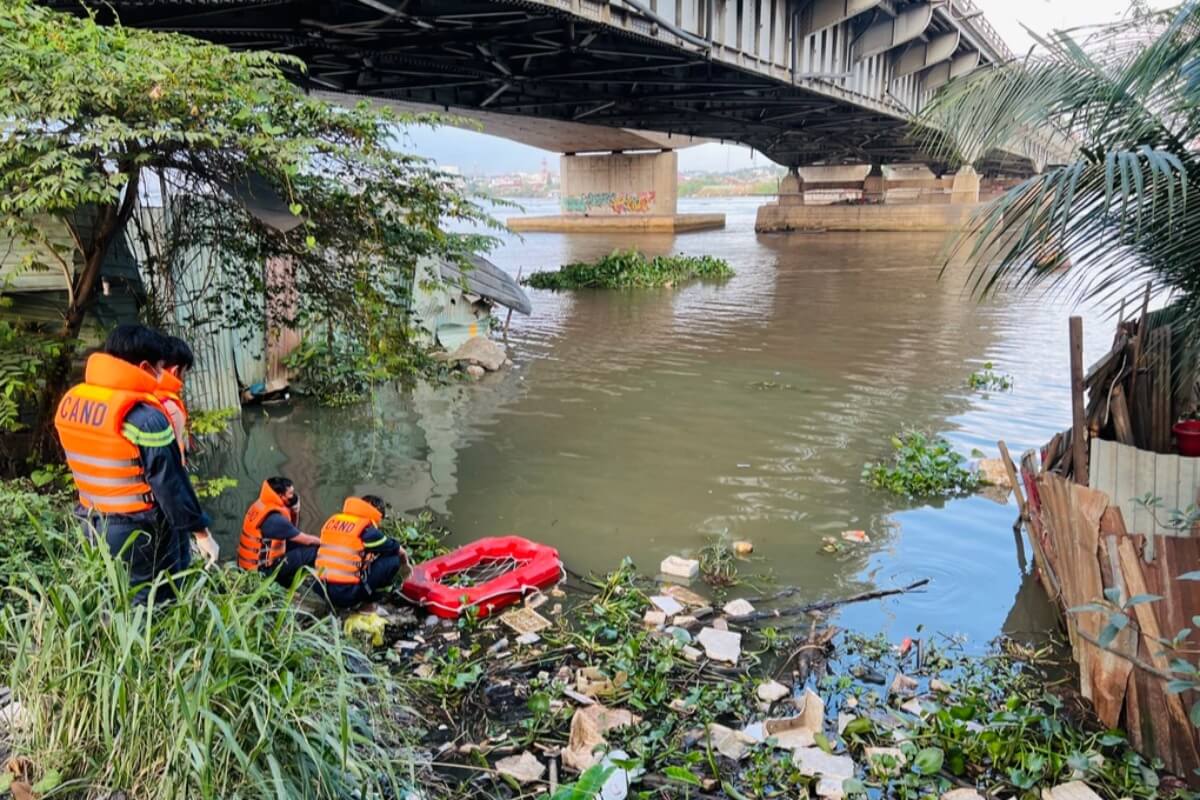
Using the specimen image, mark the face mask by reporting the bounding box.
[287,494,300,509]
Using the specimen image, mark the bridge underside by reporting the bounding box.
[68,0,1032,173]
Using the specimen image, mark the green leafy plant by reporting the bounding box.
[380,511,451,565]
[697,536,739,587]
[190,474,238,499]
[536,764,616,800]
[523,250,733,290]
[0,312,65,433]
[863,431,980,498]
[1133,493,1200,532]
[966,362,1014,392]
[188,407,239,437]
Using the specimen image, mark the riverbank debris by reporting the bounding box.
[495,751,545,784]
[722,597,755,618]
[841,530,870,544]
[648,594,684,615]
[697,626,742,663]
[660,555,699,579]
[447,336,508,372]
[732,539,754,555]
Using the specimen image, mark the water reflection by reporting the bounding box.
[199,197,1112,647]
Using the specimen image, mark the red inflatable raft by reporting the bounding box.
[401,536,563,619]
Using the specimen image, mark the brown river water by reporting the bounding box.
[199,197,1117,648]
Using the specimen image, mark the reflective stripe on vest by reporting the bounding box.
[315,513,371,585]
[54,354,167,516]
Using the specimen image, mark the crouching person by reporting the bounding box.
[315,495,407,609]
[238,477,320,587]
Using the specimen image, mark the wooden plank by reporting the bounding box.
[1150,327,1172,454]
[998,440,1028,520]
[1110,384,1134,445]
[1128,281,1151,405]
[1070,317,1089,484]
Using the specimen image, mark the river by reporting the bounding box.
[199,196,1117,648]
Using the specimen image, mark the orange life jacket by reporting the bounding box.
[54,353,166,515]
[315,497,383,585]
[238,481,294,571]
[155,369,188,458]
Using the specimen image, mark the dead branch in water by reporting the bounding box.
[742,578,930,624]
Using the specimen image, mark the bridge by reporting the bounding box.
[62,0,1055,229]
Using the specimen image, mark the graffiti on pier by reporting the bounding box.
[562,191,656,215]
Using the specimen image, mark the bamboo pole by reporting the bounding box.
[998,439,1027,520]
[1129,281,1151,404]
[1070,316,1089,485]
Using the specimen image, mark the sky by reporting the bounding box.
[404,0,1165,175]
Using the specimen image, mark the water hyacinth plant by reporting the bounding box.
[523,249,733,290]
[863,431,980,498]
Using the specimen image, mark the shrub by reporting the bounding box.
[863,431,980,498]
[0,519,418,799]
[523,249,733,290]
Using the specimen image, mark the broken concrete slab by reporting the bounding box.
[661,584,708,607]
[793,688,825,732]
[495,752,545,784]
[649,595,685,616]
[642,610,667,629]
[681,645,702,663]
[722,598,755,618]
[706,723,755,761]
[941,790,985,800]
[696,627,742,664]
[660,555,700,580]
[890,673,919,696]
[1041,783,1104,800]
[816,776,847,799]
[671,615,699,629]
[792,748,855,781]
[763,714,816,751]
[756,680,790,704]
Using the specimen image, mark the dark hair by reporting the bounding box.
[266,476,294,495]
[103,324,169,367]
[163,336,195,370]
[362,494,387,518]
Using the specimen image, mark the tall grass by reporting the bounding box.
[0,490,418,799]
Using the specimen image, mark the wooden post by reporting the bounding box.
[1110,384,1134,445]
[1070,316,1089,485]
[1129,281,1151,403]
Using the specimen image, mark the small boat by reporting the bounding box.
[401,536,563,619]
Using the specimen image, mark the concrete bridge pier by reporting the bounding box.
[507,149,725,233]
[755,163,985,233]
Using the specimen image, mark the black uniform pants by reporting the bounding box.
[322,554,403,609]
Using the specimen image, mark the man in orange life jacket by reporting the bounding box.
[315,495,407,609]
[54,324,218,603]
[238,476,321,587]
[156,336,193,461]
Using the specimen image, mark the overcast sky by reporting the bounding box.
[406,0,1163,174]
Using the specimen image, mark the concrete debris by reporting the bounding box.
[712,617,729,631]
[649,595,685,616]
[890,673,919,696]
[706,723,755,761]
[500,606,551,635]
[486,637,509,656]
[642,610,667,629]
[741,721,765,742]
[495,752,545,785]
[756,680,790,704]
[1041,783,1104,800]
[792,688,825,733]
[837,712,855,735]
[562,688,596,707]
[697,627,742,664]
[816,776,847,799]
[515,632,542,646]
[448,336,507,371]
[671,615,699,629]
[562,705,640,772]
[864,746,906,775]
[977,458,1012,489]
[843,695,858,709]
[792,748,856,782]
[660,555,700,580]
[722,598,756,618]
[732,540,754,555]
[465,364,486,379]
[899,699,923,716]
[661,584,708,607]
[763,713,816,751]
[681,645,703,663]
[930,678,951,694]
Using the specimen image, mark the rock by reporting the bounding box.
[712,617,729,631]
[562,704,640,772]
[681,645,703,663]
[672,615,699,629]
[841,530,870,544]
[516,633,542,646]
[977,457,1012,489]
[692,605,715,619]
[642,610,667,629]
[465,364,486,379]
[941,790,985,800]
[706,723,755,761]
[930,678,951,694]
[890,673,919,696]
[792,748,856,782]
[756,680,790,704]
[448,336,507,371]
[697,627,741,664]
[662,585,708,607]
[722,598,755,618]
[660,555,700,580]
[864,746,906,775]
[649,595,685,616]
[899,699,923,716]
[664,626,692,643]
[495,752,545,785]
[1042,783,1104,800]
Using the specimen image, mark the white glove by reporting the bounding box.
[193,530,220,568]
